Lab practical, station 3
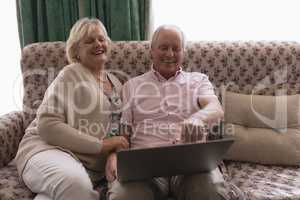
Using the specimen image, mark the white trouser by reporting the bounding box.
[22,149,99,200]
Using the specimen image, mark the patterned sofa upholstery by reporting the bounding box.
[0,41,300,200]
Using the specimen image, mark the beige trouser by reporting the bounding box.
[107,168,231,200]
[22,149,99,200]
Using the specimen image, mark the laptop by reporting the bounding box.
[117,137,234,182]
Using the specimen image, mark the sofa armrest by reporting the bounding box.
[0,111,24,168]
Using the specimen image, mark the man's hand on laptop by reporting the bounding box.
[181,117,208,143]
[105,153,117,182]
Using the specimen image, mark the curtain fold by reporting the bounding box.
[17,0,79,48]
[78,0,151,40]
[16,0,151,48]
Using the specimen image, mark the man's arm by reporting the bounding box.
[119,80,135,147]
[120,124,133,148]
[182,95,224,143]
[194,95,224,124]
[187,73,224,125]
[105,81,134,182]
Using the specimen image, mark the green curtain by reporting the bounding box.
[16,0,151,48]
[16,0,79,48]
[78,0,150,40]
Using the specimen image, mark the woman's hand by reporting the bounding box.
[101,136,129,154]
[105,153,117,182]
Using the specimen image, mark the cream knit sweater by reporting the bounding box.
[16,63,122,183]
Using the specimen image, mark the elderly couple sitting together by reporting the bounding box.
[15,18,245,200]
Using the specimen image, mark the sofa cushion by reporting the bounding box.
[224,91,300,129]
[224,92,300,165]
[0,161,34,200]
[0,111,24,168]
[225,124,300,165]
[226,161,300,200]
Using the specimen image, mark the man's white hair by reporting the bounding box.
[150,25,186,49]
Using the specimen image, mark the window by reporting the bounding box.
[0,2,22,115]
[153,0,300,41]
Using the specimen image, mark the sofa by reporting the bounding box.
[0,41,300,200]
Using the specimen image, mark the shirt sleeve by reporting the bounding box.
[120,81,134,126]
[189,73,221,120]
[195,73,216,96]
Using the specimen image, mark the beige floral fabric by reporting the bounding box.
[227,161,300,200]
[21,42,68,128]
[0,161,33,200]
[1,41,300,200]
[0,111,24,167]
[21,41,300,127]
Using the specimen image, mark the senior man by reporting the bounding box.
[105,25,243,200]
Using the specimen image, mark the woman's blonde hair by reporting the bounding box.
[66,17,110,63]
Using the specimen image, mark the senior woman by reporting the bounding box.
[15,18,128,200]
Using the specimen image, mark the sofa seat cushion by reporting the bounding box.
[0,161,34,200]
[226,161,300,200]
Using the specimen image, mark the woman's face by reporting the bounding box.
[77,25,108,71]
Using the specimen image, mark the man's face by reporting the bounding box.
[150,28,184,79]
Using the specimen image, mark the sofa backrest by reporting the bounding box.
[21,41,300,127]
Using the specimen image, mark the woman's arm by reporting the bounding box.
[37,66,128,155]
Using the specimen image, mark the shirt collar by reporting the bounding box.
[151,65,184,82]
